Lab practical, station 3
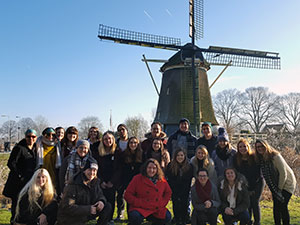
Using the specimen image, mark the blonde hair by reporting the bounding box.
[98,131,116,156]
[195,145,210,168]
[236,138,255,166]
[15,169,55,219]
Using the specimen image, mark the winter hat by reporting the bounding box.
[25,129,37,136]
[217,127,229,142]
[83,158,98,171]
[76,139,90,149]
[201,122,212,129]
[42,127,55,136]
[179,118,190,126]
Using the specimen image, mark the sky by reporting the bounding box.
[0,0,299,130]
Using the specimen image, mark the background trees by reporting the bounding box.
[124,115,149,140]
[77,116,103,139]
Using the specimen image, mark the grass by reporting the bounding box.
[1,197,300,225]
[1,153,300,224]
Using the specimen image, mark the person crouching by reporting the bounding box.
[57,158,111,225]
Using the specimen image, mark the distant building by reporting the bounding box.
[262,124,288,134]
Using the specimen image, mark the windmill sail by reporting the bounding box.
[201,46,280,69]
[98,24,181,51]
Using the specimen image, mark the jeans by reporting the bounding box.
[273,190,292,225]
[128,209,171,225]
[222,210,250,225]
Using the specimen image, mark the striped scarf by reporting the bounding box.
[65,151,90,184]
[259,158,285,203]
[36,136,62,168]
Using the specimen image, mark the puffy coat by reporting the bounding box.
[57,172,107,225]
[124,174,172,219]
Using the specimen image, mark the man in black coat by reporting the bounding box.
[57,158,111,225]
[196,122,217,156]
[3,129,37,225]
[167,118,197,159]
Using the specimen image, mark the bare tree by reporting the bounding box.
[34,115,50,136]
[125,115,149,140]
[78,116,103,139]
[17,117,38,136]
[238,87,278,133]
[0,120,17,142]
[277,92,300,133]
[213,89,241,135]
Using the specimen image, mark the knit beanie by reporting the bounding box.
[76,139,90,149]
[179,118,190,126]
[217,127,229,142]
[25,129,37,136]
[42,127,55,136]
[202,121,212,129]
[83,158,98,171]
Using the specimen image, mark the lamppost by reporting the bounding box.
[1,115,10,142]
[16,115,21,142]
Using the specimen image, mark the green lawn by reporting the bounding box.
[1,197,300,225]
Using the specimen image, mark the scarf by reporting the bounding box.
[148,175,158,185]
[195,179,212,203]
[65,151,90,184]
[259,157,285,203]
[36,136,62,168]
[215,145,231,160]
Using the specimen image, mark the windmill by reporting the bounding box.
[97,0,280,135]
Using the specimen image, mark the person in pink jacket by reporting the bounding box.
[124,158,172,225]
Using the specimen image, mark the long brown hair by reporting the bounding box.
[61,126,78,147]
[236,138,255,166]
[255,139,279,161]
[141,158,164,180]
[124,136,143,163]
[195,145,210,168]
[222,167,240,198]
[169,148,191,176]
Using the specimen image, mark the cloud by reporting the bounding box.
[144,10,154,22]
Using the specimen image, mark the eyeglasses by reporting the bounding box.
[45,133,55,137]
[26,135,37,139]
[118,128,125,132]
[198,175,208,178]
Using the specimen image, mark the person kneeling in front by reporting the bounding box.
[57,158,111,225]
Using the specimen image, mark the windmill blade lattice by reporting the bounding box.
[202,46,280,69]
[98,24,181,51]
[194,0,204,39]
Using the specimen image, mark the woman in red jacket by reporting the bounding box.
[124,158,172,225]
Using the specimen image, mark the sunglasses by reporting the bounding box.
[26,135,37,139]
[45,133,55,137]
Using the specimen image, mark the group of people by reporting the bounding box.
[3,119,297,225]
